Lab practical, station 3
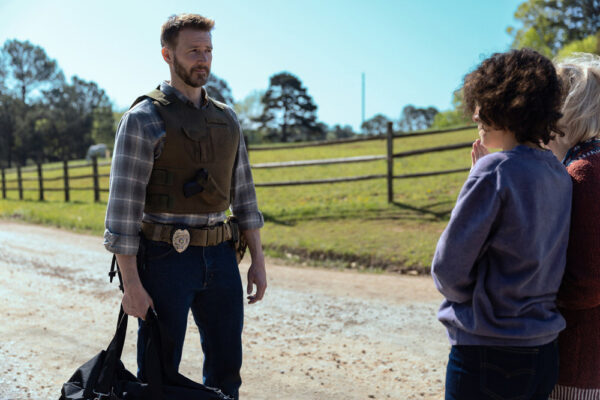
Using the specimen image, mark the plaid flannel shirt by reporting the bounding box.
[104,81,263,255]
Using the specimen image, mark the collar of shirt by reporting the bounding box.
[159,81,209,110]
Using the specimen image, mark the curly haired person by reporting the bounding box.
[547,53,600,400]
[431,48,573,400]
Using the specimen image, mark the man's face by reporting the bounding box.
[171,29,213,88]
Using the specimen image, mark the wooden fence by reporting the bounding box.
[248,123,474,203]
[0,124,475,203]
[0,158,111,203]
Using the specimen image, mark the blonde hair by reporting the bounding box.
[555,53,600,146]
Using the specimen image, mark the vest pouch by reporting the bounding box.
[181,127,210,163]
[206,119,235,162]
[198,171,229,207]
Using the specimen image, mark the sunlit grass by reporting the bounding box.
[0,128,477,273]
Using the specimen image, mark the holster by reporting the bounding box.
[228,216,247,264]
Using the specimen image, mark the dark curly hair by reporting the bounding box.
[463,48,564,145]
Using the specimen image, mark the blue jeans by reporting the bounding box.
[445,341,559,400]
[137,238,244,400]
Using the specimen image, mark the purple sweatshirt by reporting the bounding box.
[432,145,572,346]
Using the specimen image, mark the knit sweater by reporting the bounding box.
[556,152,600,390]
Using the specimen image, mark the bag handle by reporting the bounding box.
[93,305,128,394]
[141,308,180,388]
[142,310,231,399]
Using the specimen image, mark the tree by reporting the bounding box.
[398,105,439,132]
[556,32,600,58]
[2,39,64,103]
[430,90,472,129]
[255,72,322,142]
[0,94,25,167]
[0,53,7,94]
[205,74,234,105]
[329,124,356,139]
[36,76,113,161]
[234,90,264,132]
[361,114,392,135]
[507,0,600,56]
[91,105,116,150]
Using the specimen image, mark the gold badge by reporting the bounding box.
[172,229,190,253]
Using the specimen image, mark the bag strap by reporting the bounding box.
[94,306,128,394]
[140,309,166,400]
[142,309,173,383]
[142,310,232,399]
[108,255,124,292]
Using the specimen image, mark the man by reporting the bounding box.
[104,13,266,399]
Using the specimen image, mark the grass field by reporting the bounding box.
[0,127,477,273]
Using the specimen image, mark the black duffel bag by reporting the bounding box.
[59,307,232,400]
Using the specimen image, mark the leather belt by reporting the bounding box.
[141,220,234,253]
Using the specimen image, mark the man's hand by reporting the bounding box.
[122,281,155,319]
[116,254,154,319]
[242,229,267,304]
[247,260,267,304]
[471,139,489,169]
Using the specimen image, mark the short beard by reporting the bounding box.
[173,54,209,88]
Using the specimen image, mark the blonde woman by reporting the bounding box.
[548,53,600,399]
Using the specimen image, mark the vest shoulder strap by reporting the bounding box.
[207,96,227,111]
[129,87,174,110]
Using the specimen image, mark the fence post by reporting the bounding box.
[63,160,70,202]
[17,165,23,200]
[37,163,44,201]
[1,168,5,199]
[386,122,394,204]
[92,156,100,202]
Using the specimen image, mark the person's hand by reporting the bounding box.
[122,281,155,320]
[471,139,489,169]
[116,254,154,320]
[246,259,267,304]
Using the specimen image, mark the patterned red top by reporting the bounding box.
[556,150,600,389]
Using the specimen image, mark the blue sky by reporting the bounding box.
[0,0,524,131]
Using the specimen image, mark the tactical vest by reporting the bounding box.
[132,88,239,214]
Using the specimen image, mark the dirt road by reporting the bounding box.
[0,221,448,400]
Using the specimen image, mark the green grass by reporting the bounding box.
[0,128,477,273]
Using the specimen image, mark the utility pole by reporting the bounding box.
[361,72,366,133]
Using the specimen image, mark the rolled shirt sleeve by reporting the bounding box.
[104,103,157,255]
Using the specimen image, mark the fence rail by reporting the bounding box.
[246,125,476,151]
[0,158,110,202]
[0,124,476,203]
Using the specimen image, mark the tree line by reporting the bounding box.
[0,40,114,168]
[6,0,589,167]
[433,0,600,128]
[211,72,442,143]
[0,38,446,169]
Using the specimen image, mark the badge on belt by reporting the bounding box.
[171,228,191,253]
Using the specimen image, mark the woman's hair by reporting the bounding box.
[463,48,563,145]
[555,53,600,145]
